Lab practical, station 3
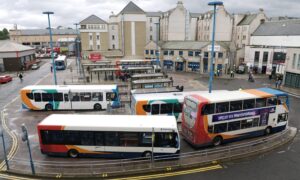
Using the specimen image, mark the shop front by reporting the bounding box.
[188,62,200,72]
[163,60,174,70]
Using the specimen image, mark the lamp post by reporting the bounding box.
[208,1,223,93]
[0,126,9,170]
[21,124,35,175]
[74,23,80,75]
[154,22,160,73]
[43,11,57,85]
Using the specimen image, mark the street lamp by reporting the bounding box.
[43,11,57,85]
[74,23,81,75]
[208,1,223,93]
[0,127,9,170]
[154,22,160,73]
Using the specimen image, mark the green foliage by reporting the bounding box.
[0,28,9,40]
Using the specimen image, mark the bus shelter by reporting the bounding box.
[90,68,119,81]
[131,78,173,89]
[122,66,155,75]
[130,73,165,81]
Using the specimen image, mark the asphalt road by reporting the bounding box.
[166,76,300,180]
[0,60,51,162]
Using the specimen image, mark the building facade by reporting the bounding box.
[284,48,300,88]
[9,28,77,49]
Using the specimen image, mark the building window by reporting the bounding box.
[150,35,152,41]
[112,44,115,49]
[164,51,168,56]
[254,51,260,62]
[150,18,152,23]
[169,51,174,56]
[145,50,149,55]
[195,51,201,57]
[188,51,194,57]
[97,45,100,50]
[112,35,115,40]
[204,52,209,58]
[96,35,100,40]
[150,50,154,55]
[218,52,223,58]
[298,54,300,70]
[150,26,153,31]
[292,53,296,69]
[179,51,183,56]
[89,35,92,40]
[263,52,268,63]
[242,35,246,40]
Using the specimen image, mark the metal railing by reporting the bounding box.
[4,128,295,178]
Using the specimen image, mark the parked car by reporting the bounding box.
[0,75,13,83]
[31,64,40,70]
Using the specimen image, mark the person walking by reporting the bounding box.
[50,66,53,73]
[275,77,279,88]
[18,72,23,82]
[230,70,234,78]
[278,77,282,89]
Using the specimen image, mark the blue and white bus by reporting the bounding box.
[20,85,120,110]
[54,55,68,70]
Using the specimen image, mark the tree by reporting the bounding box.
[0,28,9,40]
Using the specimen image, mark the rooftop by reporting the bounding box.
[80,14,107,24]
[252,19,300,36]
[10,29,77,36]
[119,1,145,15]
[237,14,257,26]
[0,40,34,52]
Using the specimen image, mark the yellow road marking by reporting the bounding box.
[112,164,222,180]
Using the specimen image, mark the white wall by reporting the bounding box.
[251,36,300,47]
[168,6,186,40]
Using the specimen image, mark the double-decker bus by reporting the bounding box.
[131,91,207,122]
[54,55,68,70]
[37,114,180,158]
[181,88,289,147]
[20,85,120,110]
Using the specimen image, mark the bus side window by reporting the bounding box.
[160,103,173,114]
[213,123,227,133]
[71,93,80,101]
[42,93,53,102]
[142,105,151,113]
[151,104,160,115]
[174,103,183,113]
[267,97,277,106]
[256,98,266,108]
[230,101,243,111]
[216,102,229,113]
[34,93,41,102]
[243,99,255,109]
[201,104,215,115]
[140,132,152,147]
[26,93,33,100]
[92,92,103,101]
[64,94,69,101]
[80,93,91,101]
[106,92,117,101]
[53,93,63,102]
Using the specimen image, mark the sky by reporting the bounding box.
[0,0,299,30]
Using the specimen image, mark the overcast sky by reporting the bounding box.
[0,0,299,30]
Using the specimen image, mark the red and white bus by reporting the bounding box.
[181,88,289,147]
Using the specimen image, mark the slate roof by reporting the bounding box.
[146,11,162,17]
[11,29,77,36]
[0,40,34,52]
[237,14,257,26]
[190,13,202,18]
[80,15,107,24]
[119,1,145,15]
[252,20,300,36]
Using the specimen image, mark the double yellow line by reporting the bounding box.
[113,164,222,180]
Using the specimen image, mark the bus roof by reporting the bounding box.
[132,91,209,101]
[131,73,164,78]
[187,88,287,103]
[118,59,153,63]
[132,78,172,84]
[38,114,178,132]
[21,85,118,91]
[131,87,181,94]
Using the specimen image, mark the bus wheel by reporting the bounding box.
[68,149,79,158]
[45,104,53,111]
[143,151,152,159]
[213,136,223,146]
[265,127,272,135]
[94,104,102,111]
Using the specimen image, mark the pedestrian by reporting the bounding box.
[269,74,272,81]
[217,69,220,77]
[275,77,279,88]
[230,70,234,78]
[18,73,23,82]
[278,78,282,89]
[50,66,53,73]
